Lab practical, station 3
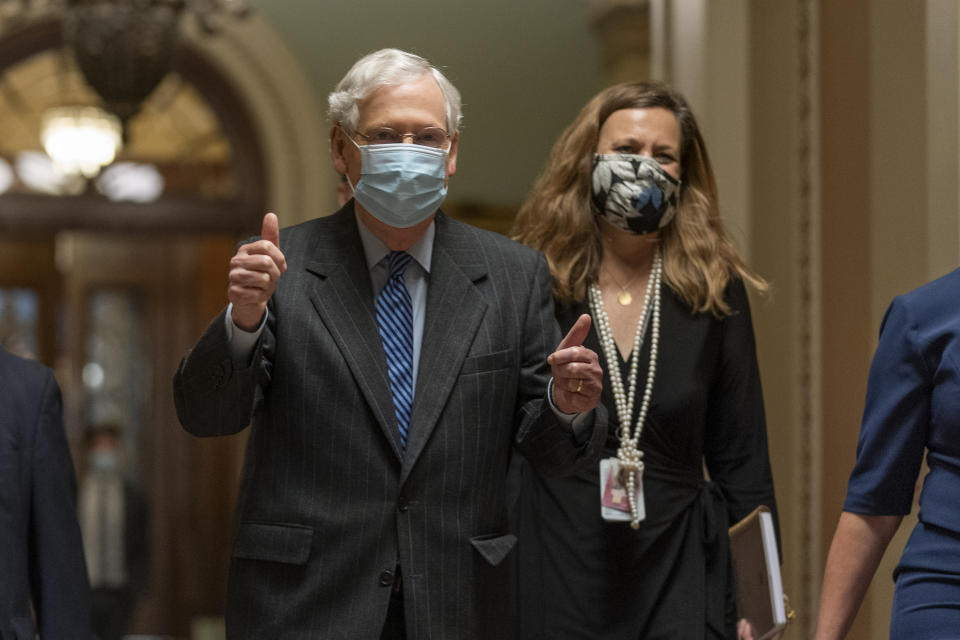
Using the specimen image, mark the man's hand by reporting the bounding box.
[228,213,287,331]
[547,314,603,414]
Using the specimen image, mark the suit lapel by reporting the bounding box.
[303,208,405,460]
[402,214,488,481]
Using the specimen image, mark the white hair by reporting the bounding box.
[328,48,463,133]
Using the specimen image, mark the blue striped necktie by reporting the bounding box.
[376,251,414,448]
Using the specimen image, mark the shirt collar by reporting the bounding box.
[355,212,434,274]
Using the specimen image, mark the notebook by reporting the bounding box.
[729,505,787,640]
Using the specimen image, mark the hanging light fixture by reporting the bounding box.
[41,105,122,178]
[0,0,250,179]
[0,156,13,194]
[62,0,252,125]
[63,1,185,126]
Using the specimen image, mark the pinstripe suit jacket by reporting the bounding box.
[173,204,606,639]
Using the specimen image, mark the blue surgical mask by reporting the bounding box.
[346,139,449,228]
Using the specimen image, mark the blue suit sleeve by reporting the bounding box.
[29,370,92,638]
[843,296,930,515]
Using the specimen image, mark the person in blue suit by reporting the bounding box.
[0,346,91,639]
[815,268,960,639]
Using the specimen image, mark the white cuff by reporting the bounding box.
[225,303,267,364]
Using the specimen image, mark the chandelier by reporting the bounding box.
[61,0,251,124]
[41,105,122,177]
[0,0,250,179]
[0,0,251,125]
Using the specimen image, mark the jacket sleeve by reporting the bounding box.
[173,306,273,437]
[703,280,779,539]
[842,296,929,516]
[29,368,92,638]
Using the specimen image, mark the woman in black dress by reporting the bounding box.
[511,81,779,639]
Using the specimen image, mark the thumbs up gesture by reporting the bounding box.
[228,213,288,331]
[547,314,603,414]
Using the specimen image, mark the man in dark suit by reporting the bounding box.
[0,346,91,639]
[174,48,605,639]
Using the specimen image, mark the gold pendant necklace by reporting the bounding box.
[604,264,642,307]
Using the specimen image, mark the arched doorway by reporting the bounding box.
[0,16,283,634]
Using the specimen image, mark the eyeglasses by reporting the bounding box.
[347,126,452,149]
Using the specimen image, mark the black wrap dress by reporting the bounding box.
[512,279,779,639]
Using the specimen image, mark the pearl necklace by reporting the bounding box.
[588,248,662,529]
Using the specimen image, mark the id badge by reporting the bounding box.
[599,457,645,523]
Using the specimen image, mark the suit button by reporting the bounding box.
[379,569,395,587]
[398,495,409,512]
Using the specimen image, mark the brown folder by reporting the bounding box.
[729,505,787,640]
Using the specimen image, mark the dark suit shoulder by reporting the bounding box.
[877,267,960,367]
[0,348,52,400]
[895,267,960,321]
[0,349,57,455]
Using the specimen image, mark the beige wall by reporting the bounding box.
[657,1,960,637]
[927,0,960,279]
[819,1,875,637]
[245,0,605,209]
[749,1,813,634]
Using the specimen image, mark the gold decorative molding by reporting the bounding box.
[796,0,821,635]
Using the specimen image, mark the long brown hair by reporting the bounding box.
[512,81,766,315]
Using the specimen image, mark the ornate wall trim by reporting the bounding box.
[797,0,821,633]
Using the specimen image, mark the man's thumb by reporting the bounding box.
[262,212,280,247]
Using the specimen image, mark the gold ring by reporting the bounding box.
[575,379,583,393]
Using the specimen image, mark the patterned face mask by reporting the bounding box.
[591,154,681,235]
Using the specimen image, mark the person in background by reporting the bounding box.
[173,48,606,639]
[815,268,960,639]
[511,81,779,639]
[0,345,91,639]
[78,424,149,640]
